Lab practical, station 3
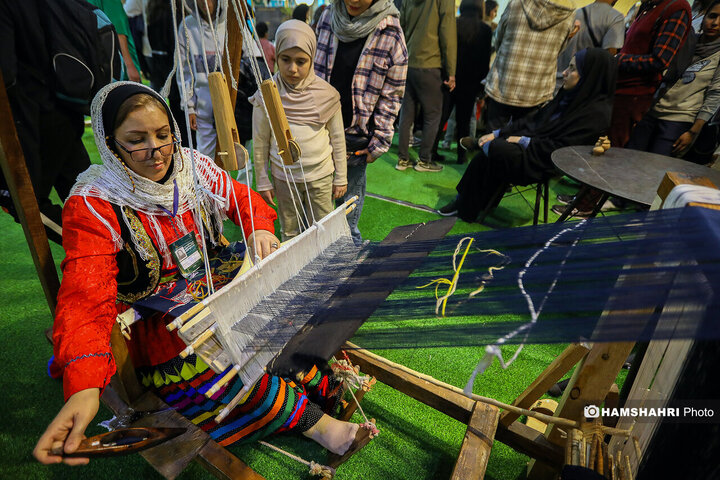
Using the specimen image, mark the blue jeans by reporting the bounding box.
[337,162,366,246]
[626,115,692,157]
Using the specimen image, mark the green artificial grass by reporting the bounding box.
[0,131,628,480]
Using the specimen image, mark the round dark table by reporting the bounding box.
[552,146,720,207]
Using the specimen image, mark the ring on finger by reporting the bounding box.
[271,242,279,248]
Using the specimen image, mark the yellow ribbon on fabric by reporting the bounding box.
[417,237,510,317]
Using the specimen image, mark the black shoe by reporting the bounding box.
[556,194,575,205]
[433,153,446,163]
[459,136,480,152]
[547,378,571,397]
[437,199,458,216]
[552,204,593,218]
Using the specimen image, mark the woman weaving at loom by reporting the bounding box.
[33,82,375,470]
[438,48,617,222]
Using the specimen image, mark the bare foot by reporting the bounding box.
[303,414,359,454]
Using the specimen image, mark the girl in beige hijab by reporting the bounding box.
[251,20,347,240]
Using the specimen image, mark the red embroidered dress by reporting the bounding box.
[51,152,335,445]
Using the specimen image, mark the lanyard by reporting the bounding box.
[157,180,181,237]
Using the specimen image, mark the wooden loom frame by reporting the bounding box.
[6,71,712,477]
[5,17,715,474]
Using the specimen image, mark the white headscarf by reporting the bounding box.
[70,82,231,264]
[250,20,340,127]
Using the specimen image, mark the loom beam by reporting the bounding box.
[342,343,565,469]
[208,72,245,171]
[259,79,301,165]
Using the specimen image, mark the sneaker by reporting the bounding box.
[433,153,446,163]
[440,140,452,150]
[410,135,423,147]
[556,194,575,205]
[414,159,443,172]
[395,158,415,171]
[459,136,480,152]
[437,199,458,216]
[551,204,594,218]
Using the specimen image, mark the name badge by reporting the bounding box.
[170,232,204,278]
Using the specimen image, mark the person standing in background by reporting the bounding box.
[396,0,457,173]
[177,0,226,157]
[555,0,625,92]
[252,20,347,241]
[314,0,408,245]
[293,3,310,22]
[692,0,714,31]
[257,21,276,73]
[433,0,491,165]
[87,0,142,82]
[123,0,152,78]
[484,0,499,32]
[483,0,578,131]
[0,0,92,244]
[610,0,691,147]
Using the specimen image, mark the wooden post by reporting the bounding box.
[0,70,60,316]
[225,0,245,110]
[259,79,300,165]
[526,341,635,479]
[500,343,590,426]
[209,72,242,171]
[450,401,500,480]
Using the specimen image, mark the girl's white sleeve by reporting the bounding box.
[252,105,274,191]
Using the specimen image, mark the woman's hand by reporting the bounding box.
[33,388,100,466]
[247,229,281,260]
[478,133,496,147]
[333,184,348,199]
[189,113,198,131]
[259,189,276,206]
[672,131,696,155]
[506,136,522,144]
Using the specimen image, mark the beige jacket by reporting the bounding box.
[252,106,347,191]
[654,50,720,123]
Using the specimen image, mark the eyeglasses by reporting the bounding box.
[113,138,179,163]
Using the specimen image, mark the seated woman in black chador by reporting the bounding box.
[439,48,617,222]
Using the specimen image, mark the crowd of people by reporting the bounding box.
[1,0,718,472]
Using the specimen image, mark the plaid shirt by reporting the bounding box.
[617,10,690,74]
[484,0,575,108]
[314,8,408,157]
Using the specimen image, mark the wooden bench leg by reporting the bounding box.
[450,401,500,480]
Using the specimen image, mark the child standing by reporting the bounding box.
[177,0,226,157]
[251,20,347,240]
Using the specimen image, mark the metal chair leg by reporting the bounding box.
[544,179,550,224]
[533,182,542,226]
